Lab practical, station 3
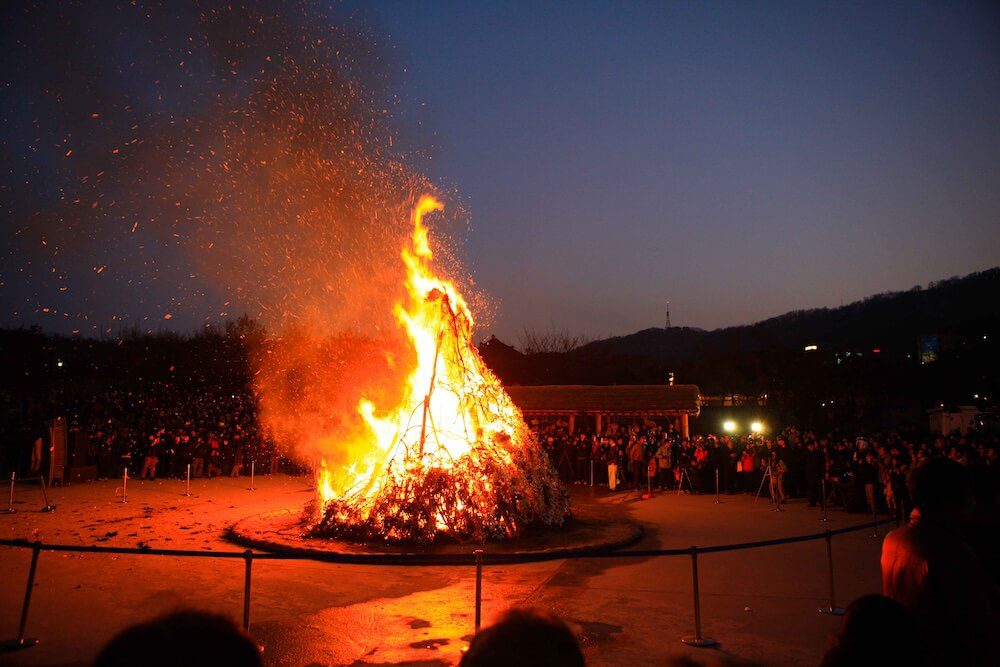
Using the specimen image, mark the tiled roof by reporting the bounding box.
[505,384,700,415]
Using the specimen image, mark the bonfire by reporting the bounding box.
[310,196,569,544]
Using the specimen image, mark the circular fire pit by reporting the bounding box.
[226,493,643,563]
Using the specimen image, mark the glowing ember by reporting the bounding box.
[310,196,568,543]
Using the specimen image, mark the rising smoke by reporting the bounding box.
[1,1,474,464]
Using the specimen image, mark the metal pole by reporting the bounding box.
[590,458,594,487]
[122,468,128,504]
[819,530,845,615]
[38,476,54,512]
[714,468,721,504]
[0,541,42,650]
[681,546,717,647]
[771,468,783,512]
[754,465,770,501]
[185,464,191,496]
[474,549,484,633]
[249,461,255,491]
[819,478,830,522]
[243,549,253,632]
[5,472,15,514]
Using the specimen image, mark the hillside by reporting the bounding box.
[576,268,1000,363]
[479,268,999,428]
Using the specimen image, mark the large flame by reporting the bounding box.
[311,196,567,543]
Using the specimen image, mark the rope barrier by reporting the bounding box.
[0,517,895,565]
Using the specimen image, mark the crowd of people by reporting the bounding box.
[1,395,996,664]
[532,419,999,518]
[1,381,293,482]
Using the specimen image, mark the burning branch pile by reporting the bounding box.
[310,196,568,544]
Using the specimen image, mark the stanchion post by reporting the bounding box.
[0,541,42,651]
[249,461,255,491]
[122,468,128,504]
[819,530,845,616]
[681,546,717,647]
[714,468,721,504]
[38,476,54,512]
[185,464,191,497]
[243,549,253,632]
[473,549,484,633]
[590,458,594,487]
[819,478,830,522]
[5,472,15,514]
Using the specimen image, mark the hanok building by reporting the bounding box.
[505,384,701,438]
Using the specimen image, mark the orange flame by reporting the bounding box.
[312,196,564,541]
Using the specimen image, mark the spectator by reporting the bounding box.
[820,594,926,667]
[94,609,262,667]
[881,458,1000,665]
[460,608,584,667]
[140,434,159,480]
[628,438,646,490]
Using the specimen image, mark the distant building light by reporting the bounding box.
[804,344,818,352]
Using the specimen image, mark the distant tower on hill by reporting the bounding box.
[664,301,672,329]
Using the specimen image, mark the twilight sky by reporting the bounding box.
[366,1,1000,340]
[2,1,999,343]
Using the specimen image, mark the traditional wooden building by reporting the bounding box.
[505,384,700,438]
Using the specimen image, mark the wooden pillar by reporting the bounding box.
[568,415,576,435]
[681,414,690,439]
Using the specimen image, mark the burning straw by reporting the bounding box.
[309,197,568,544]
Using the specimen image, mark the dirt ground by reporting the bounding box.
[0,474,887,666]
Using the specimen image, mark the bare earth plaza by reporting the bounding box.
[1,475,887,666]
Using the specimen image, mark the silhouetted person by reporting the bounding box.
[460,608,584,667]
[803,442,823,506]
[881,458,1000,665]
[94,610,261,667]
[820,594,926,667]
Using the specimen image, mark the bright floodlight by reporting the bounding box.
[750,421,764,433]
[723,420,737,433]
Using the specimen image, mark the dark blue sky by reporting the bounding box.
[2,2,998,342]
[365,1,1000,340]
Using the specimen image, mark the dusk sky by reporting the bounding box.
[368,1,1000,340]
[2,1,999,343]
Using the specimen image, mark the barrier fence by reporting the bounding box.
[0,516,895,653]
